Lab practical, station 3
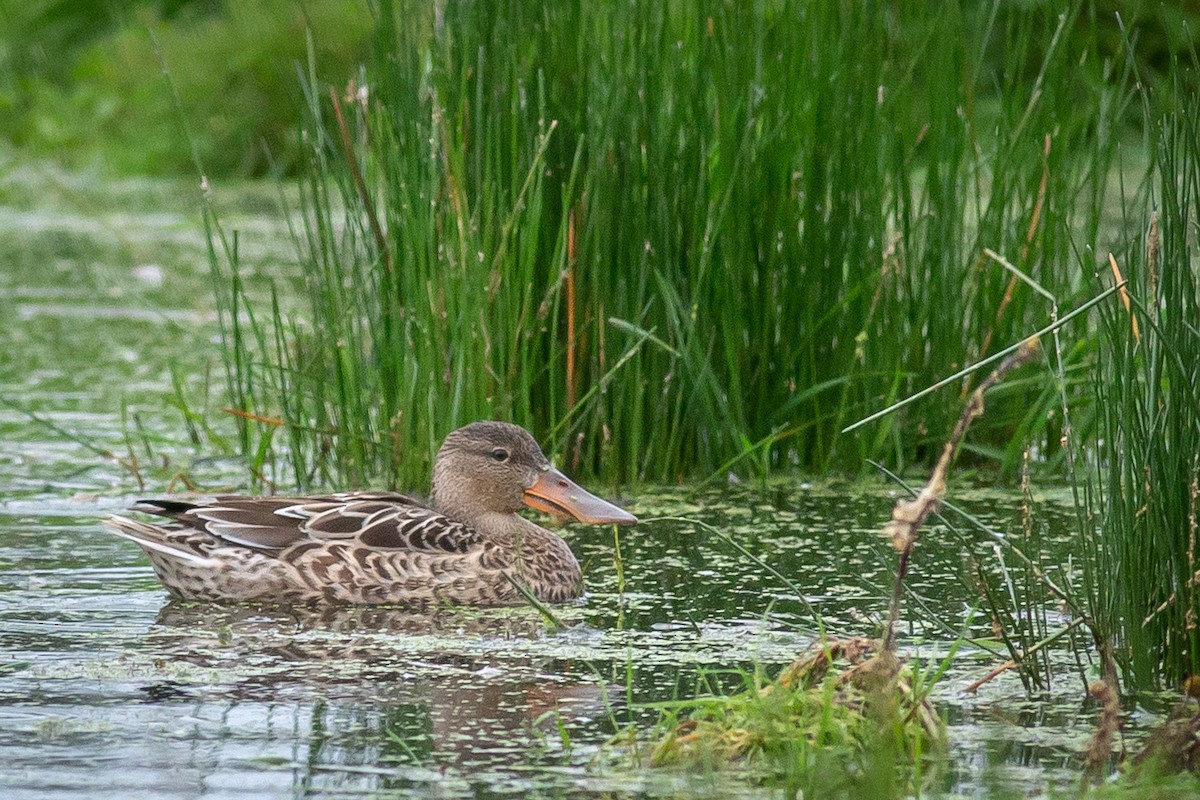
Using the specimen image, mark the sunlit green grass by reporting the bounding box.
[645,641,945,798]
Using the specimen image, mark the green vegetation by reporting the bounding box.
[647,639,944,797]
[197,0,1200,692]
[210,1,1130,486]
[1088,775,1200,800]
[1082,84,1200,689]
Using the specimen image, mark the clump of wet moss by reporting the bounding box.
[650,637,942,789]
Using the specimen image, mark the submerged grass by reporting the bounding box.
[648,640,943,797]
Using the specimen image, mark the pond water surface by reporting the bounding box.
[0,163,1146,798]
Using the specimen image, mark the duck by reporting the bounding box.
[107,421,637,606]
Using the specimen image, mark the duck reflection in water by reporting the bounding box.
[141,600,615,790]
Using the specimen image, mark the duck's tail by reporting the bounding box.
[106,515,224,568]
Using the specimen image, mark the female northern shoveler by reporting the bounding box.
[107,421,636,606]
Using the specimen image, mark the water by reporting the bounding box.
[0,163,1144,798]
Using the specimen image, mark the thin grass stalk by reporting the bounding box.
[1091,81,1200,687]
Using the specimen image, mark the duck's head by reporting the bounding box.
[430,421,637,526]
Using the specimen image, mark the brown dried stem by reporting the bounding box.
[880,336,1041,658]
[1082,679,1121,784]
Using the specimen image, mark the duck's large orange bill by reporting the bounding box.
[524,467,638,526]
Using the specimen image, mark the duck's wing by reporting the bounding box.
[132,492,481,554]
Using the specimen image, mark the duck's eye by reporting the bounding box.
[490,448,510,462]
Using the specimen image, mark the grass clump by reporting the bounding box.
[1089,87,1200,690]
[1056,74,1200,692]
[650,638,942,795]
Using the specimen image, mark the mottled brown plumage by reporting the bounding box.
[107,422,636,606]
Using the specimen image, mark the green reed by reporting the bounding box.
[1082,74,1200,689]
[204,0,1152,491]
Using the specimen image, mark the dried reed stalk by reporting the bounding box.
[881,336,1042,657]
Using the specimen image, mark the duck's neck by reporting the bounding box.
[465,509,545,542]
[443,507,558,552]
[430,477,485,523]
[429,460,505,526]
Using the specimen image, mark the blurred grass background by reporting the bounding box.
[0,0,371,175]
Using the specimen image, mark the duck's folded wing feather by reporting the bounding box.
[133,497,316,550]
[133,493,478,554]
[346,506,480,553]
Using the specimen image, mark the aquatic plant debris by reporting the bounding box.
[649,637,942,785]
[881,337,1041,655]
